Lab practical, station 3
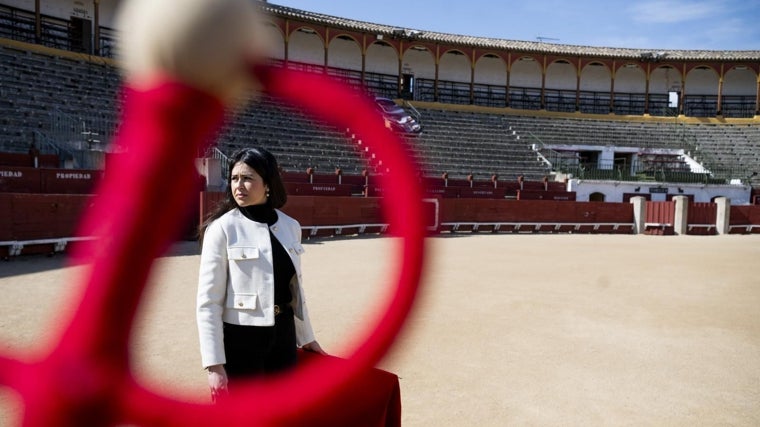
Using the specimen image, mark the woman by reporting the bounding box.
[197,147,325,400]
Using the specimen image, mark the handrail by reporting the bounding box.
[402,100,422,123]
[32,130,73,168]
[203,146,230,183]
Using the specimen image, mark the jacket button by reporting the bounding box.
[272,226,278,231]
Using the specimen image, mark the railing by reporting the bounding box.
[98,26,117,58]
[4,3,757,119]
[45,109,114,169]
[33,130,71,168]
[721,95,756,118]
[560,158,749,184]
[201,146,230,184]
[0,4,121,57]
[544,89,577,113]
[520,106,752,185]
[524,132,573,171]
[508,87,542,110]
[402,100,422,124]
[473,83,507,108]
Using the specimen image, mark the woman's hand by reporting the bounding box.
[301,341,327,355]
[206,364,228,402]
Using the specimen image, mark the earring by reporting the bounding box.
[266,188,270,198]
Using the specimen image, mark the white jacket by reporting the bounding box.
[196,208,316,368]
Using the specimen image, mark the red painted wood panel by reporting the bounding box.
[285,183,353,197]
[688,203,716,223]
[40,169,103,194]
[517,190,576,201]
[645,201,675,224]
[439,199,633,223]
[730,205,760,233]
[0,152,59,168]
[0,167,42,193]
[3,193,91,240]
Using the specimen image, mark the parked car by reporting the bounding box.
[374,96,421,134]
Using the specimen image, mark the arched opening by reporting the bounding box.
[589,192,606,202]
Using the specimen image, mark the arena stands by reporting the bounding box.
[0,42,120,169]
[2,35,759,188]
[408,108,548,179]
[220,93,368,174]
[2,1,760,254]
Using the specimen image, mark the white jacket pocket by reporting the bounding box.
[288,243,305,256]
[230,293,257,310]
[228,246,259,260]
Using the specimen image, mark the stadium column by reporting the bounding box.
[673,195,689,235]
[715,197,731,235]
[630,196,646,235]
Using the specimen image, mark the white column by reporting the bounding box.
[630,196,646,235]
[673,196,689,235]
[715,197,731,235]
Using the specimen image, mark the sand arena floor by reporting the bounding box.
[1,234,759,426]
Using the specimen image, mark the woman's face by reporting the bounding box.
[230,161,268,207]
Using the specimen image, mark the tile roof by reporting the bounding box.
[262,2,760,61]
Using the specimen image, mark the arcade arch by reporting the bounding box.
[257,8,758,118]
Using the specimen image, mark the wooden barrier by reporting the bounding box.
[281,171,310,183]
[0,166,102,194]
[310,173,341,184]
[439,199,632,224]
[729,205,760,234]
[687,202,717,235]
[424,186,460,198]
[0,152,59,168]
[422,186,507,199]
[0,193,92,256]
[644,201,675,235]
[41,169,103,194]
[458,187,507,199]
[4,191,760,257]
[200,192,385,238]
[285,183,353,197]
[0,167,42,193]
[339,174,368,194]
[517,190,576,201]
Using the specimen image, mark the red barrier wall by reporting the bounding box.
[645,201,675,224]
[310,174,341,184]
[281,171,310,183]
[459,187,507,199]
[287,196,384,226]
[0,166,102,194]
[41,169,103,194]
[0,152,59,168]
[517,190,576,201]
[285,183,353,197]
[199,192,384,228]
[0,167,42,193]
[729,205,760,233]
[687,202,717,235]
[5,193,759,252]
[438,199,633,224]
[424,186,460,198]
[644,201,675,235]
[0,193,92,241]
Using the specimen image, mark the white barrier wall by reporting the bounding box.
[568,179,752,205]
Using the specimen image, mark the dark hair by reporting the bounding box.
[198,147,287,242]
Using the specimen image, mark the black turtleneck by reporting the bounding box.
[239,204,294,306]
